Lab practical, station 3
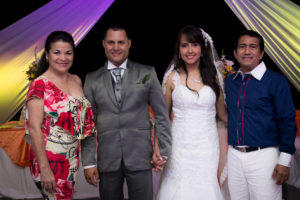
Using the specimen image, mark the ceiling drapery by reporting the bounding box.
[225,0,300,91]
[0,0,114,124]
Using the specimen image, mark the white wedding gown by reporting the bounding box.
[157,71,224,200]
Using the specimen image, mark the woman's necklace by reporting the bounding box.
[60,75,70,94]
[189,76,202,83]
[47,73,70,94]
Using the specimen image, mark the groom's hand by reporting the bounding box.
[151,147,167,172]
[84,166,100,187]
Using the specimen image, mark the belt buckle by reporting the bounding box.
[240,147,247,152]
[235,146,247,152]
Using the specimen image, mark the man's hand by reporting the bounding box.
[272,164,290,185]
[151,146,167,172]
[84,166,100,187]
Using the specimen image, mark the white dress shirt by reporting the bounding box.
[107,59,128,81]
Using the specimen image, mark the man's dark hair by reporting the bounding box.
[234,30,264,52]
[103,24,130,39]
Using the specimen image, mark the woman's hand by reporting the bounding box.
[40,166,56,193]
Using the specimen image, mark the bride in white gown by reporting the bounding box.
[156,25,227,200]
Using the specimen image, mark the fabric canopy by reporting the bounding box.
[225,0,300,91]
[0,0,114,124]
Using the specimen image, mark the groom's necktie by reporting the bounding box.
[111,68,122,105]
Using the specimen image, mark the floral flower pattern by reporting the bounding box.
[216,55,235,79]
[25,76,96,199]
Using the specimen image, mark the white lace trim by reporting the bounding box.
[162,63,175,94]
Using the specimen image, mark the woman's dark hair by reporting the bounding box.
[28,31,75,80]
[234,30,264,52]
[173,25,219,99]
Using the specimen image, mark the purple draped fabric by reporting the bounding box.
[0,0,114,124]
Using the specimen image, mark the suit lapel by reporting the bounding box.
[103,67,119,108]
[121,60,137,107]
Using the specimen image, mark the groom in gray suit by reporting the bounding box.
[81,25,172,200]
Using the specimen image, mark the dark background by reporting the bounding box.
[2,0,299,119]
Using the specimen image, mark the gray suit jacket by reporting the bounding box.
[81,60,172,172]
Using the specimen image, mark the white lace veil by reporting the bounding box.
[162,28,224,97]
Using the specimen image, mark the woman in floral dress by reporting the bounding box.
[25,31,96,200]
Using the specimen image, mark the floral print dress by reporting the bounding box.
[25,76,96,200]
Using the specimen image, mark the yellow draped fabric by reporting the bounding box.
[225,0,300,91]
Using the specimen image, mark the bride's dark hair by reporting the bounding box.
[173,25,219,99]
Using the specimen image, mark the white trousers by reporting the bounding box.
[228,146,282,200]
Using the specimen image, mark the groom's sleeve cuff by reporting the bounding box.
[83,164,96,169]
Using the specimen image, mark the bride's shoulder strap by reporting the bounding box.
[162,64,180,94]
[167,70,180,85]
[171,70,180,85]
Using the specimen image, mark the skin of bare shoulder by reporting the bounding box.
[67,74,84,97]
[69,74,82,86]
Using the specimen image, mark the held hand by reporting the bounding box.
[151,159,165,172]
[151,146,167,172]
[84,166,100,187]
[272,164,290,185]
[40,167,56,193]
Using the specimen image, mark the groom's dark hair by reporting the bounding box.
[103,24,130,39]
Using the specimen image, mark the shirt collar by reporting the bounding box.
[233,61,266,80]
[107,59,128,70]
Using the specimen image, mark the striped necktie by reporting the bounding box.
[111,68,122,105]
